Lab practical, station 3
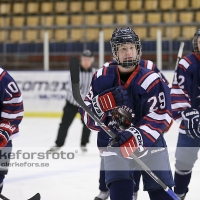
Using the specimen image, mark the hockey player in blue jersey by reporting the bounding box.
[94,59,171,200]
[0,67,23,193]
[79,27,174,200]
[171,28,200,199]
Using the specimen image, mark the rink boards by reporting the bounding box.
[8,70,174,117]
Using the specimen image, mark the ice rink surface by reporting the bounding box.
[2,117,200,200]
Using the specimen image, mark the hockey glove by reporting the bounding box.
[0,123,15,147]
[92,86,128,117]
[181,108,200,139]
[108,127,147,158]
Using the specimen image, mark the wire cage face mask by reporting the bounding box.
[110,27,142,68]
[193,35,200,56]
[193,29,200,55]
[111,41,141,68]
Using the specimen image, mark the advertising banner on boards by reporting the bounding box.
[9,71,70,116]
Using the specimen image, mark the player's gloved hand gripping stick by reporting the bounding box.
[69,56,180,200]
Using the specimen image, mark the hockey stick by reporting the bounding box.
[174,42,185,71]
[69,57,180,200]
[0,193,40,200]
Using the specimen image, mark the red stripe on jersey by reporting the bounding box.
[1,116,23,121]
[171,99,190,104]
[146,123,163,134]
[94,72,97,80]
[184,57,192,64]
[2,109,24,114]
[155,109,172,117]
[179,64,187,71]
[172,85,181,89]
[144,60,148,68]
[116,67,121,86]
[86,113,101,131]
[84,97,90,101]
[173,107,188,112]
[142,130,156,142]
[4,93,22,101]
[147,79,160,92]
[101,114,106,121]
[124,66,140,89]
[103,67,107,76]
[12,93,22,98]
[193,52,200,61]
[144,116,169,128]
[180,124,185,129]
[88,124,101,131]
[13,127,19,134]
[183,90,189,95]
[138,71,153,85]
[0,71,6,81]
[4,102,23,107]
[174,115,181,120]
[171,93,188,98]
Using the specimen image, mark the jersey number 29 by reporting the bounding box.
[147,92,165,112]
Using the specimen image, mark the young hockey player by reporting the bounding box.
[49,50,96,152]
[80,27,174,200]
[0,67,23,193]
[171,28,200,199]
[94,59,170,200]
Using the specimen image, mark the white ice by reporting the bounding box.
[2,117,200,200]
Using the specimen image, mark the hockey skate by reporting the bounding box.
[80,144,87,152]
[48,145,61,152]
[133,192,138,200]
[94,190,109,200]
[176,193,186,200]
[176,189,188,200]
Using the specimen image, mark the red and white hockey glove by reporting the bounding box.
[92,86,128,117]
[109,127,146,158]
[0,123,15,147]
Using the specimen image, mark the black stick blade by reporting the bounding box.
[28,193,41,200]
[69,57,80,84]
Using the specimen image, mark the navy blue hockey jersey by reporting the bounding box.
[103,59,169,86]
[80,64,172,148]
[0,67,23,139]
[171,52,200,134]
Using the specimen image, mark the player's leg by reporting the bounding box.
[141,136,174,200]
[95,157,109,200]
[174,133,200,199]
[133,170,141,200]
[0,140,12,193]
[50,101,78,151]
[80,119,91,151]
[103,155,134,200]
[0,175,5,193]
[96,157,139,200]
[148,188,174,200]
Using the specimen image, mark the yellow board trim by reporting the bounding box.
[24,112,81,118]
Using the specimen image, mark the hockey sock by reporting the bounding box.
[133,171,141,193]
[0,175,5,193]
[99,170,108,192]
[148,188,174,200]
[110,180,133,200]
[174,170,191,195]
